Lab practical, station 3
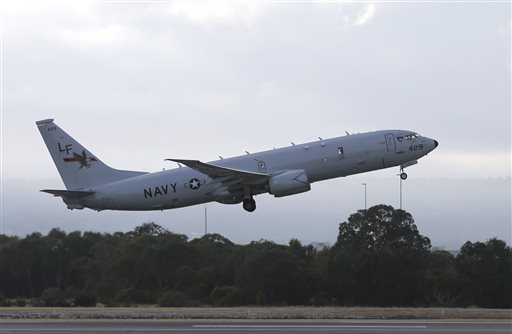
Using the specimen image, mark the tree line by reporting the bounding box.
[1,205,510,308]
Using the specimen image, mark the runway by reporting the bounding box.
[1,320,510,334]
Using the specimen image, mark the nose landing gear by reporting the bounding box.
[398,160,417,180]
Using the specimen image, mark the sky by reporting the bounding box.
[1,0,510,249]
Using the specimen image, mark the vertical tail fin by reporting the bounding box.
[36,119,146,190]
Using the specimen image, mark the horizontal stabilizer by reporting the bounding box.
[41,189,94,198]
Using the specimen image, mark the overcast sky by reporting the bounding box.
[1,1,510,249]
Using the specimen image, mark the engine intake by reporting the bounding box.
[269,170,311,197]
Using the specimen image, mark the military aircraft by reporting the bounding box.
[36,119,438,212]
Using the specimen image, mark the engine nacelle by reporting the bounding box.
[269,170,311,197]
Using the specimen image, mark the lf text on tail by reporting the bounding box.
[37,119,438,212]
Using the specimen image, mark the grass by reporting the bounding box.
[1,306,511,320]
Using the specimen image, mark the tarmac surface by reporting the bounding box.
[1,320,511,334]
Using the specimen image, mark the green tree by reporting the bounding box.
[3,215,510,309]
[113,287,153,306]
[42,228,72,290]
[41,287,67,306]
[210,285,244,306]
[420,250,460,306]
[158,290,196,307]
[256,290,266,306]
[236,241,316,305]
[455,238,512,308]
[328,205,431,306]
[2,233,45,297]
[130,222,171,238]
[145,232,190,290]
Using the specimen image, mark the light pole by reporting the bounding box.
[204,205,208,235]
[361,183,367,210]
[396,173,403,210]
[400,178,402,209]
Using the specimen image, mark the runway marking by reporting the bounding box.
[193,324,428,329]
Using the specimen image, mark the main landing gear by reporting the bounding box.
[243,197,256,212]
[242,186,256,212]
[400,171,408,180]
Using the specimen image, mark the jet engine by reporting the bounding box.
[269,170,311,197]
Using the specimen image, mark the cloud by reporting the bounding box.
[355,3,377,26]
[498,20,511,34]
[49,23,138,48]
[326,2,377,31]
[426,151,511,178]
[165,1,265,27]
[0,0,94,18]
[1,0,509,248]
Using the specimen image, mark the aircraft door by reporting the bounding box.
[385,134,396,152]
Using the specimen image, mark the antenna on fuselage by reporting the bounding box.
[290,142,295,146]
[219,156,224,160]
[345,131,350,136]
[318,137,323,140]
[245,151,250,155]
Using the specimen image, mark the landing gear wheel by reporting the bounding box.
[243,198,256,212]
[400,172,408,180]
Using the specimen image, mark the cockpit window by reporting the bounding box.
[404,133,420,141]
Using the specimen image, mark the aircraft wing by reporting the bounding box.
[166,159,269,187]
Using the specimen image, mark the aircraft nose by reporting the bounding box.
[434,140,439,148]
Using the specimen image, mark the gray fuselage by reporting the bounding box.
[79,130,436,211]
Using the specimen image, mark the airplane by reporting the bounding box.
[36,119,438,212]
